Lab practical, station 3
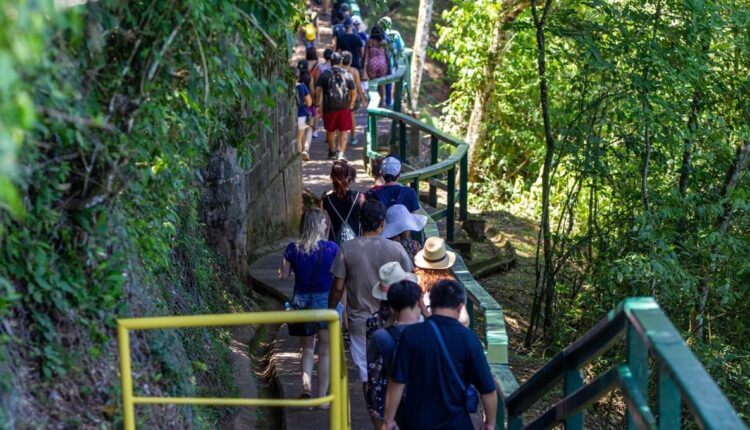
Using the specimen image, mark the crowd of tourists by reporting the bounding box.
[279,154,497,429]
[283,2,497,429]
[294,1,405,162]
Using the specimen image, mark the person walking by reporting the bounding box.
[381,204,426,263]
[379,17,404,108]
[367,279,422,427]
[366,156,420,212]
[316,52,356,160]
[322,160,364,243]
[335,18,364,71]
[306,47,322,138]
[414,236,470,327]
[328,199,413,401]
[278,208,339,401]
[382,279,498,430]
[362,25,389,104]
[341,51,367,146]
[295,61,313,161]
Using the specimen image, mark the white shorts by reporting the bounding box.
[349,332,368,383]
[297,116,308,130]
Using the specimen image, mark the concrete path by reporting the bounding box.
[249,249,373,430]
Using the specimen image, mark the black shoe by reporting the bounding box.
[328,151,337,160]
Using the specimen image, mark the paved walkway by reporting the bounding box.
[249,249,373,430]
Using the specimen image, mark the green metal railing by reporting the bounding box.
[365,50,468,241]
[363,27,744,430]
[499,298,747,430]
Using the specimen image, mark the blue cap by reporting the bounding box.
[343,17,353,27]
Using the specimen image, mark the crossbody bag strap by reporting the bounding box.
[428,319,466,391]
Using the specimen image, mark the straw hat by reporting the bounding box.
[414,237,456,270]
[381,204,427,239]
[372,261,418,300]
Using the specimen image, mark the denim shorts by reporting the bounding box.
[292,292,343,329]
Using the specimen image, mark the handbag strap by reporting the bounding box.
[428,319,466,392]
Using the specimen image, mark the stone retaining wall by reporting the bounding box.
[200,84,301,283]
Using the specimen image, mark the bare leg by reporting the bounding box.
[300,335,316,393]
[326,130,336,154]
[316,329,330,398]
[338,130,350,158]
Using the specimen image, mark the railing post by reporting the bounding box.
[467,301,476,332]
[447,168,456,241]
[658,369,681,430]
[329,316,343,429]
[563,369,584,430]
[627,324,649,430]
[117,324,135,430]
[399,120,407,164]
[460,151,468,221]
[368,113,377,156]
[496,392,506,430]
[429,135,438,207]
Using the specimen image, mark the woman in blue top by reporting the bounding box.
[279,207,339,401]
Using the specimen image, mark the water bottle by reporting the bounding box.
[284,301,293,311]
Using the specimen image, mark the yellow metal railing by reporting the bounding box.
[117,309,349,429]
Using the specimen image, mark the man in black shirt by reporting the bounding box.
[335,17,364,70]
[383,280,498,430]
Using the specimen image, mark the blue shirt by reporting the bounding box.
[284,240,339,294]
[296,83,310,118]
[366,185,420,212]
[391,315,496,430]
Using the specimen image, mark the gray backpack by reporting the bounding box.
[325,67,351,110]
[327,192,359,244]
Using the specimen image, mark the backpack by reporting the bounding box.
[327,191,359,244]
[325,67,351,110]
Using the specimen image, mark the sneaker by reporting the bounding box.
[350,137,358,146]
[337,152,347,161]
[312,131,319,138]
[301,151,309,161]
[328,151,337,160]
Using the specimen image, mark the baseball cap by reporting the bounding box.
[297,59,308,70]
[330,52,343,65]
[381,156,401,176]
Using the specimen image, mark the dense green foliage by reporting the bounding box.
[436,0,750,418]
[0,0,300,427]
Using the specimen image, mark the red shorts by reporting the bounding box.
[323,108,352,132]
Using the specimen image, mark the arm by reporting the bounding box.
[382,380,405,430]
[304,93,312,108]
[328,276,345,309]
[480,391,498,430]
[459,305,470,327]
[348,89,357,110]
[278,257,292,279]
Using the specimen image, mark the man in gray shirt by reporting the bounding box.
[329,199,413,400]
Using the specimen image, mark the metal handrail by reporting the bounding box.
[117,310,349,429]
[503,298,747,430]
[365,51,469,240]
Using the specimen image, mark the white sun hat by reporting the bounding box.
[372,261,418,301]
[414,237,456,270]
[381,204,428,239]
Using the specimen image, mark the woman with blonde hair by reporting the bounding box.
[278,207,339,401]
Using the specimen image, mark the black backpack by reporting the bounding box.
[325,67,350,110]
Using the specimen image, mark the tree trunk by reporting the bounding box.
[465,0,530,181]
[692,140,750,340]
[409,0,433,112]
[678,91,700,196]
[526,0,556,343]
